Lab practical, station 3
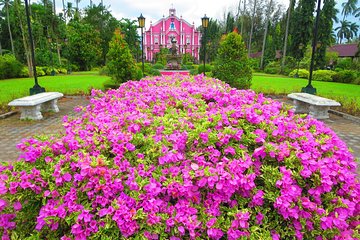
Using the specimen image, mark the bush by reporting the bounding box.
[106,29,138,84]
[336,58,352,70]
[197,64,212,74]
[136,63,161,77]
[213,31,252,89]
[19,67,29,77]
[312,70,336,82]
[36,67,46,77]
[288,69,309,79]
[103,79,120,89]
[99,66,109,76]
[152,63,164,70]
[189,68,198,75]
[0,54,24,79]
[248,58,260,71]
[1,75,359,239]
[332,70,358,83]
[264,61,281,74]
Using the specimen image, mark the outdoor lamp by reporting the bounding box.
[25,0,45,95]
[138,14,145,76]
[302,0,322,95]
[201,14,209,75]
[201,14,209,28]
[138,13,145,28]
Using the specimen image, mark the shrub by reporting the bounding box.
[288,69,309,79]
[103,79,120,89]
[99,66,109,76]
[152,63,164,70]
[312,70,336,82]
[248,58,260,71]
[0,54,24,79]
[136,63,161,77]
[189,68,198,75]
[35,67,46,77]
[197,64,212,74]
[106,29,138,84]
[19,67,29,77]
[264,61,281,74]
[1,75,359,239]
[213,31,252,89]
[336,57,352,70]
[332,70,358,83]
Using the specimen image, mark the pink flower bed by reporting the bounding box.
[0,74,359,239]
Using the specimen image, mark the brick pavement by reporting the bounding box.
[0,96,90,162]
[0,96,359,169]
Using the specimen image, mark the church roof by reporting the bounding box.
[148,8,196,30]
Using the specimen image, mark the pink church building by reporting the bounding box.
[144,7,201,62]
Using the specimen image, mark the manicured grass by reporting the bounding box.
[0,72,110,104]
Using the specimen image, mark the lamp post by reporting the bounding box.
[294,43,304,78]
[138,13,145,77]
[302,0,321,94]
[25,0,45,95]
[201,14,209,75]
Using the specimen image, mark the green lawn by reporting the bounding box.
[252,73,360,98]
[0,72,110,104]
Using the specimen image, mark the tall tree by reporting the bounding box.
[248,0,257,56]
[0,0,14,53]
[341,0,358,21]
[83,4,119,65]
[260,0,273,69]
[289,0,316,59]
[315,0,337,69]
[281,0,295,73]
[335,20,351,43]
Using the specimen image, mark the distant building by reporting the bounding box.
[328,43,359,60]
[143,7,201,62]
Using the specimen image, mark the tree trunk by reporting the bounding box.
[53,0,56,14]
[56,39,62,65]
[281,0,293,73]
[260,0,273,70]
[6,1,15,54]
[248,0,257,56]
[15,0,32,76]
[241,0,246,36]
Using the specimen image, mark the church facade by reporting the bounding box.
[143,7,201,62]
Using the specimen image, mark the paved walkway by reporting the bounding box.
[0,97,359,168]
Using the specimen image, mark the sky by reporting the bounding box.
[54,0,288,28]
[54,0,356,30]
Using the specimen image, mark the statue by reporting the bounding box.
[166,37,181,70]
[170,37,178,55]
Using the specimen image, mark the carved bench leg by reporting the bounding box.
[41,99,60,112]
[19,105,43,120]
[293,100,310,114]
[309,105,330,119]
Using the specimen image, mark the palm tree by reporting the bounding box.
[335,20,351,43]
[335,20,358,43]
[346,22,359,41]
[0,0,14,54]
[341,0,358,21]
[64,2,75,21]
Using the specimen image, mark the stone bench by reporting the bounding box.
[8,92,63,120]
[287,93,341,119]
